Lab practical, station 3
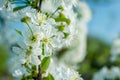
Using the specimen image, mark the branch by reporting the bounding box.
[37,64,42,80]
[38,0,42,11]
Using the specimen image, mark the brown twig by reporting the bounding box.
[37,55,42,80]
[37,64,42,80]
[38,0,42,11]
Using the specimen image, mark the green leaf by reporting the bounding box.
[13,5,28,12]
[26,67,31,73]
[21,75,33,80]
[59,12,65,18]
[63,32,69,38]
[42,73,54,80]
[32,70,38,78]
[55,17,71,25]
[41,56,50,72]
[15,29,22,36]
[48,73,54,80]
[32,64,37,71]
[42,77,48,80]
[54,13,71,25]
[56,25,65,31]
[30,1,37,8]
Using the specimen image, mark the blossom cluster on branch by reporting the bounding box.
[0,0,91,80]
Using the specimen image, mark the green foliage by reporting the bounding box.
[21,75,33,80]
[41,56,50,72]
[55,17,70,25]
[55,25,70,38]
[63,32,69,38]
[32,65,37,71]
[13,5,28,12]
[56,25,65,32]
[54,12,70,39]
[43,73,54,80]
[54,13,71,25]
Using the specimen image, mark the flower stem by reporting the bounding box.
[26,22,34,36]
[49,6,63,18]
[50,8,59,17]
[42,43,45,55]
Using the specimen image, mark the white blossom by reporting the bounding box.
[110,36,120,62]
[59,0,91,67]
[1,0,89,79]
[93,66,120,80]
[47,58,83,80]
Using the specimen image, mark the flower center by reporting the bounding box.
[30,35,37,42]
[41,38,51,44]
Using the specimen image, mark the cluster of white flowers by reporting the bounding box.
[93,66,120,80]
[60,1,91,67]
[47,58,83,80]
[0,0,92,80]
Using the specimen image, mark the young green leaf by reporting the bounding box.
[41,56,50,72]
[55,17,71,25]
[32,64,37,71]
[13,5,28,12]
[48,73,54,80]
[42,77,48,80]
[30,1,37,8]
[59,12,65,18]
[15,29,22,36]
[63,32,69,38]
[56,25,65,32]
[21,75,33,80]
[42,73,54,80]
[54,13,71,25]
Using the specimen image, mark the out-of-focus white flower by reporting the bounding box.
[12,69,23,77]
[93,66,120,80]
[9,54,27,78]
[110,37,120,62]
[0,0,19,21]
[47,58,83,80]
[0,0,6,9]
[41,0,60,13]
[59,0,91,67]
